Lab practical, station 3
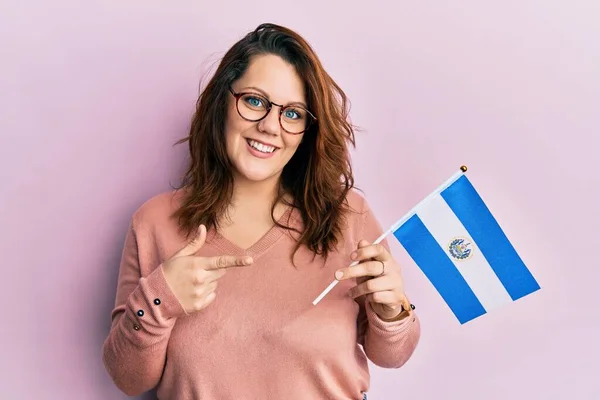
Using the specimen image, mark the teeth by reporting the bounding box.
[248,140,275,153]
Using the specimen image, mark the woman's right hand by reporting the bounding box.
[162,225,253,314]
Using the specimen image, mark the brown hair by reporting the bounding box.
[172,23,356,259]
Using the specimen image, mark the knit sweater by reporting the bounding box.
[102,189,421,400]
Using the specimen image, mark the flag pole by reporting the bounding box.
[311,165,469,306]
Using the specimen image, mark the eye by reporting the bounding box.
[242,95,265,110]
[283,108,304,120]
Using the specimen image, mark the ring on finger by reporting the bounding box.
[376,260,385,277]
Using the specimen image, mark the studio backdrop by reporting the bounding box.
[1,0,598,399]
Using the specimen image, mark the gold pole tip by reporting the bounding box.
[460,165,468,172]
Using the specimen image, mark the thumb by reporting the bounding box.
[176,225,207,257]
[358,239,370,248]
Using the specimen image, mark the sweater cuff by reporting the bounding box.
[366,301,416,334]
[126,264,187,324]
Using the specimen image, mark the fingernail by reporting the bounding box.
[335,271,343,280]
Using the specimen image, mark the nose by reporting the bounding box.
[257,106,281,136]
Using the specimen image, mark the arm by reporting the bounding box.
[355,196,421,368]
[102,219,186,396]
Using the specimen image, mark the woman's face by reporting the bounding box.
[225,54,307,185]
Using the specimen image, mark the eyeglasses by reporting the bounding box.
[229,87,317,134]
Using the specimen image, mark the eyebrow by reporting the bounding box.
[240,86,308,108]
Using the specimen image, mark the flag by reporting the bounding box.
[392,167,540,324]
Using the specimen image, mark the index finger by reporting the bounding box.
[334,260,384,281]
[350,242,390,263]
[204,254,254,270]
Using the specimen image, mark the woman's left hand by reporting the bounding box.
[335,239,412,321]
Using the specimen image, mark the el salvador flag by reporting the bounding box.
[393,167,540,324]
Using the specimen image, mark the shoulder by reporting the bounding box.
[339,188,370,239]
[344,188,386,244]
[130,189,184,232]
[344,187,370,217]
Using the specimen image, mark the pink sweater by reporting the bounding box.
[102,189,421,399]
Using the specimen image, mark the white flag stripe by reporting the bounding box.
[416,194,514,312]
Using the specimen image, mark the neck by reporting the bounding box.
[227,173,289,223]
[233,176,280,206]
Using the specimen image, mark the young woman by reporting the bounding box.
[102,23,420,400]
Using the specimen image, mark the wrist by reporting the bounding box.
[378,303,415,322]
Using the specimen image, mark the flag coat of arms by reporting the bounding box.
[393,166,540,324]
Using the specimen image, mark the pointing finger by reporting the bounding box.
[205,254,254,270]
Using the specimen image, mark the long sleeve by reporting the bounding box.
[102,218,186,396]
[356,196,421,368]
[358,298,421,368]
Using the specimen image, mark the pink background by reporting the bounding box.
[2,0,599,399]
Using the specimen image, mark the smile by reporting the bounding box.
[246,139,277,154]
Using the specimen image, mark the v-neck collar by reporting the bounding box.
[206,206,298,259]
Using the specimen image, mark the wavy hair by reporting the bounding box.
[172,23,356,259]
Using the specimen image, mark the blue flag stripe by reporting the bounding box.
[440,175,540,300]
[394,214,487,324]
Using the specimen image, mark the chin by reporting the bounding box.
[235,165,280,183]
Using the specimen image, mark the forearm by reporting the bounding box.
[102,265,185,396]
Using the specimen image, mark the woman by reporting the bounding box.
[102,23,420,400]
